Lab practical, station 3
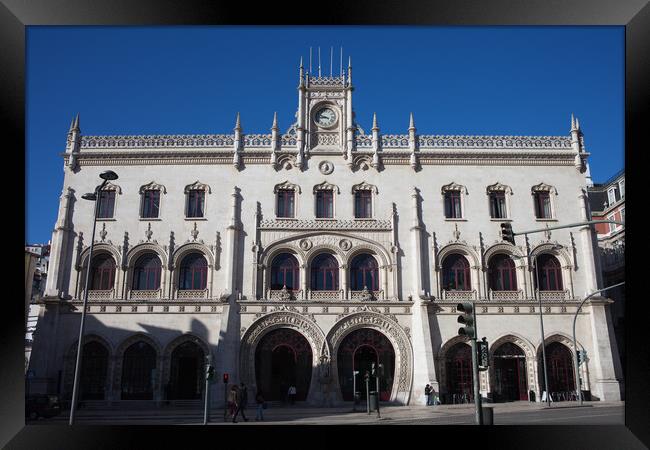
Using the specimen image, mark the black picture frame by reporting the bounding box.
[5,1,647,448]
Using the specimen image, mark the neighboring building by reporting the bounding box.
[29,57,623,407]
[587,170,625,377]
[25,243,50,372]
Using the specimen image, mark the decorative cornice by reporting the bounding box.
[273,180,302,194]
[351,181,378,194]
[139,181,167,194]
[313,181,340,194]
[486,182,513,195]
[184,180,211,194]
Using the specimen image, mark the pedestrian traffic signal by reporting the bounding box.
[500,222,515,245]
[206,365,215,380]
[457,302,476,339]
[223,373,229,384]
[477,337,489,370]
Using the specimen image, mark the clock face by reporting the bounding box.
[315,107,337,127]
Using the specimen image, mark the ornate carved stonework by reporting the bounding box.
[318,161,335,175]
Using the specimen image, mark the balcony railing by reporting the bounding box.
[86,289,114,300]
[350,290,384,301]
[310,290,343,301]
[442,290,477,301]
[129,289,162,300]
[176,289,209,299]
[536,290,570,302]
[269,289,302,301]
[488,290,524,301]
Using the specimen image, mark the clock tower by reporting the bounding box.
[295,55,355,165]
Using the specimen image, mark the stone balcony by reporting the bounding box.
[176,289,209,300]
[309,290,343,301]
[488,290,524,301]
[269,289,302,301]
[86,289,115,300]
[441,290,477,301]
[536,290,571,302]
[350,290,384,301]
[129,289,162,300]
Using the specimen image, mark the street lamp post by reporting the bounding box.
[68,170,118,425]
[572,282,624,406]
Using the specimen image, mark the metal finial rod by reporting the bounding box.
[330,46,333,77]
[318,47,321,77]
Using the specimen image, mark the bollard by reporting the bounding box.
[482,406,494,425]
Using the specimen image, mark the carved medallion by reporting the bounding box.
[299,239,313,251]
[338,239,352,251]
[319,160,334,175]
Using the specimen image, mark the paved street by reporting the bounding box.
[27,401,624,426]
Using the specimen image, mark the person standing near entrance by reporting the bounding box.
[288,384,297,405]
[255,389,265,421]
[228,385,239,419]
[232,382,249,423]
[425,384,432,405]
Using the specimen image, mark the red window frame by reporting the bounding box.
[270,253,300,290]
[442,254,471,291]
[179,254,208,290]
[490,191,507,218]
[354,190,372,218]
[316,190,334,218]
[536,255,563,291]
[276,189,295,218]
[311,253,339,290]
[350,254,379,290]
[186,190,205,218]
[96,190,116,219]
[132,254,162,290]
[141,190,160,218]
[534,192,552,219]
[444,190,462,218]
[90,254,116,290]
[489,254,517,291]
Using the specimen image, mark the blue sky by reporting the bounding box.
[26,26,624,244]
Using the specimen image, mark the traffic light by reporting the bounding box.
[477,337,489,370]
[223,373,229,384]
[206,365,215,380]
[371,362,376,376]
[500,222,515,245]
[577,350,587,366]
[457,302,476,339]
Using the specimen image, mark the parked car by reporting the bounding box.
[26,394,61,420]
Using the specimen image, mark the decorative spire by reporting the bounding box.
[272,111,278,130]
[299,57,304,87]
[270,112,279,168]
[73,113,80,131]
[234,112,241,131]
[347,56,352,84]
[575,117,580,130]
[372,112,378,130]
[371,112,381,170]
[409,112,415,131]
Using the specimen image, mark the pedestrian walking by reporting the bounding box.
[255,390,265,421]
[425,384,432,405]
[232,382,249,423]
[228,385,238,419]
[288,384,297,405]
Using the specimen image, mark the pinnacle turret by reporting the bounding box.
[234,112,241,131]
[272,111,278,130]
[372,112,378,130]
[409,112,415,131]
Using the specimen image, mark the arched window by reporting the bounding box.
[132,254,162,290]
[90,254,116,290]
[310,253,339,291]
[442,254,471,291]
[179,253,208,290]
[489,254,517,291]
[536,254,563,291]
[349,253,379,291]
[270,253,300,290]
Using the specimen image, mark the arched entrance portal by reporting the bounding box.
[121,341,156,400]
[446,342,473,403]
[255,329,312,402]
[337,329,395,401]
[493,342,527,402]
[169,341,205,400]
[80,341,109,400]
[539,342,575,395]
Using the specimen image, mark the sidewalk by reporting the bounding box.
[40,400,623,425]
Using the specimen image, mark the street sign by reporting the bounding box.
[477,338,489,370]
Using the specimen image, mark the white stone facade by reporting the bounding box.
[29,60,623,406]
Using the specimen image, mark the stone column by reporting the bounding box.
[586,298,623,400]
[45,187,75,298]
[578,190,600,293]
[409,187,438,404]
